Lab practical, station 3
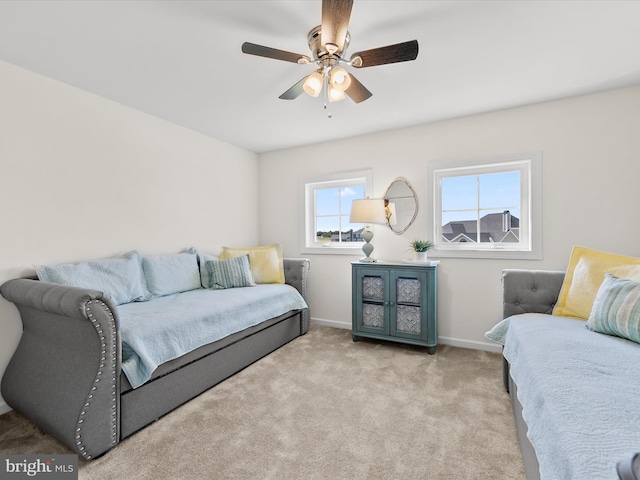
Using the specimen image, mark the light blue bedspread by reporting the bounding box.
[118,284,307,389]
[495,314,640,479]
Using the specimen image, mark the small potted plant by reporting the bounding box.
[409,239,434,262]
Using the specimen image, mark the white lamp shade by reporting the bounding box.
[328,84,345,102]
[349,199,387,224]
[329,66,352,91]
[303,71,323,97]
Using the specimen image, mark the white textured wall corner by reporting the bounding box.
[0,60,259,413]
[259,86,640,353]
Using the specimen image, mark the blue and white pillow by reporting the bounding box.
[586,274,640,344]
[205,255,256,289]
[142,252,201,297]
[35,251,150,305]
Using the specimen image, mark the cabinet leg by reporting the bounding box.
[352,334,360,342]
[427,346,436,355]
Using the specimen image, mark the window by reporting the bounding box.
[427,153,541,259]
[302,170,373,254]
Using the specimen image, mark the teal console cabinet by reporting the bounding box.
[352,261,438,354]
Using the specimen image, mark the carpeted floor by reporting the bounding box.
[0,325,525,479]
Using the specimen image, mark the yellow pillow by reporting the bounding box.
[219,243,285,284]
[553,246,640,319]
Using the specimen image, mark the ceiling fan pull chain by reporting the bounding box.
[323,73,333,118]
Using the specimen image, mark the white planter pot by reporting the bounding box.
[415,252,428,262]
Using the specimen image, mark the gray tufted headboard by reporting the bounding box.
[283,258,311,334]
[502,269,566,319]
[501,269,566,392]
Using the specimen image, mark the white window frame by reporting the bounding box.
[427,152,542,259]
[301,169,373,255]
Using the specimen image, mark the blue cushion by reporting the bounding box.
[205,255,256,289]
[35,251,150,305]
[142,252,201,297]
[586,274,640,344]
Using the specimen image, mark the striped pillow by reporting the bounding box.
[205,255,256,290]
[586,274,640,343]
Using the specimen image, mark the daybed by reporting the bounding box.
[0,250,310,460]
[490,263,640,480]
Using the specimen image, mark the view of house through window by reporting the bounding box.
[428,154,541,258]
[441,170,520,245]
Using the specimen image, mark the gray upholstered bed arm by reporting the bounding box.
[283,257,311,334]
[502,269,566,319]
[0,278,120,459]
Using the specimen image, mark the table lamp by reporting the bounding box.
[349,198,387,262]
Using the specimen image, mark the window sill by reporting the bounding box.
[301,245,364,256]
[430,247,541,260]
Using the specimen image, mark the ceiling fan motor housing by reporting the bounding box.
[307,25,350,61]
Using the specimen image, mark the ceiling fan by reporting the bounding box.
[241,0,419,106]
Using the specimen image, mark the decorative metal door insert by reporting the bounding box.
[362,303,385,328]
[396,305,421,334]
[362,276,385,300]
[396,277,421,303]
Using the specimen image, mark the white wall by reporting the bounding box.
[259,86,640,351]
[0,61,259,413]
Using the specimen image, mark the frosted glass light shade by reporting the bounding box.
[328,84,345,102]
[329,66,351,91]
[303,71,323,97]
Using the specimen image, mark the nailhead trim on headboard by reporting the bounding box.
[76,300,118,460]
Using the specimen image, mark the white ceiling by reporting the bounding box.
[2,1,640,153]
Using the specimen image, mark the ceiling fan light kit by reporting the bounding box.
[241,0,419,113]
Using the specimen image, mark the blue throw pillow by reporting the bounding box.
[205,255,256,289]
[35,251,150,305]
[142,252,201,297]
[586,274,640,344]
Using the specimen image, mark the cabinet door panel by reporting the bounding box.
[354,268,390,335]
[390,270,429,342]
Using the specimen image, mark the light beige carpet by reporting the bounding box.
[0,325,525,479]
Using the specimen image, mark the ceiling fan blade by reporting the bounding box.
[279,76,309,100]
[321,0,353,54]
[345,73,372,104]
[350,40,419,68]
[242,42,311,64]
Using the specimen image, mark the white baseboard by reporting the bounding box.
[438,336,502,353]
[310,317,502,353]
[0,401,12,416]
[311,317,351,330]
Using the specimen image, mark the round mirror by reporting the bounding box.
[385,177,418,235]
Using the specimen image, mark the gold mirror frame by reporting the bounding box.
[384,177,419,235]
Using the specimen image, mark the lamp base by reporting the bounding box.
[358,256,377,263]
[359,225,376,262]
